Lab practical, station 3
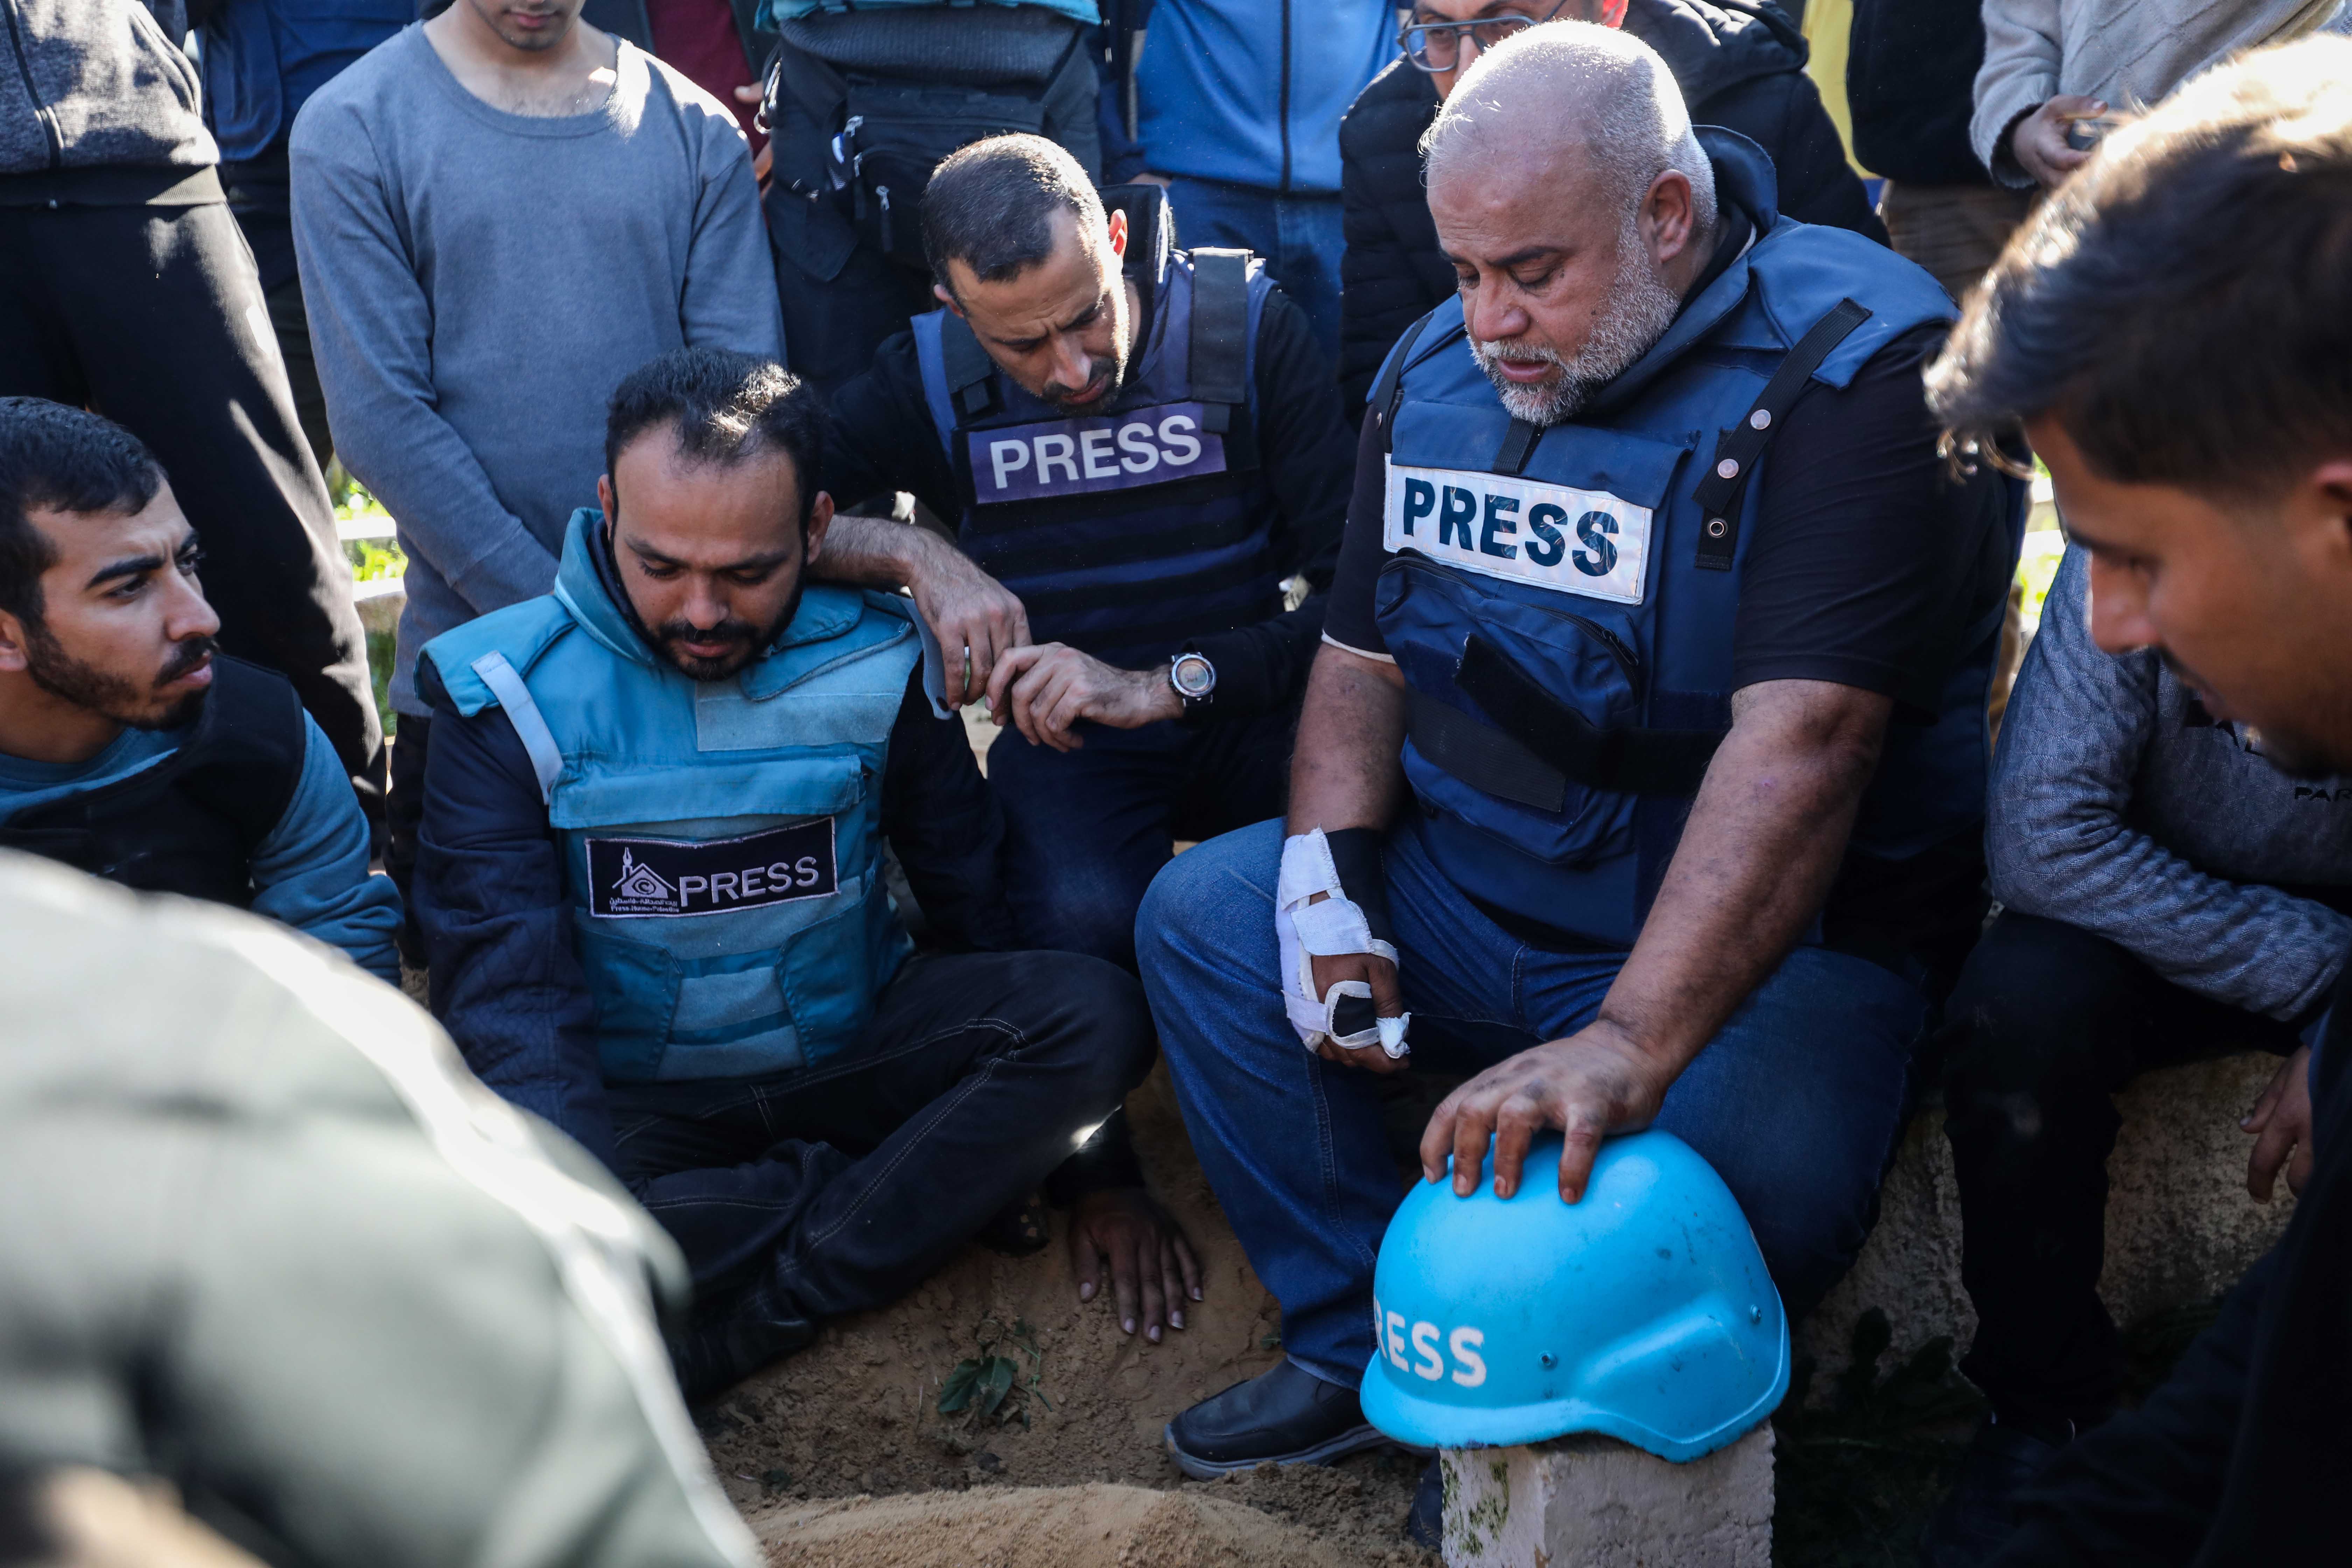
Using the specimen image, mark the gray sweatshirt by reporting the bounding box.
[1970,0,2346,187]
[1988,545,2352,1022]
[0,850,760,1568]
[0,1,215,176]
[290,24,783,716]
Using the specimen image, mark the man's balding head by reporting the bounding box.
[1422,22,1715,235]
[1419,23,1718,424]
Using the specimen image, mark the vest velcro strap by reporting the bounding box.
[1454,636,1726,797]
[471,652,564,807]
[1188,247,1251,415]
[1492,418,1540,476]
[941,313,997,424]
[1691,296,1873,572]
[1407,688,1567,814]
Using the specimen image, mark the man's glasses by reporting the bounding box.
[1399,3,1574,72]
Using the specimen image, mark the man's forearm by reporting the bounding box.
[1286,643,1409,835]
[1595,679,1893,1073]
[808,513,937,589]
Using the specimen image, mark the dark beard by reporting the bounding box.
[652,577,804,681]
[23,622,215,731]
[1040,355,1126,415]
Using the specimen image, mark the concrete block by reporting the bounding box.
[1440,1424,1773,1567]
[1802,1052,2297,1394]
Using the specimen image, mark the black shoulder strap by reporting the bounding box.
[1188,247,1250,434]
[1371,310,1448,453]
[174,656,310,849]
[938,310,998,425]
[1691,297,1872,572]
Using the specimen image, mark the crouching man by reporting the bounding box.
[0,399,400,981]
[1138,23,2020,1478]
[415,348,1193,1399]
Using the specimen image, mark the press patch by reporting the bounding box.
[967,401,1226,504]
[587,821,836,918]
[1383,459,1653,606]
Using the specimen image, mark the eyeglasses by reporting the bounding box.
[1399,3,1574,72]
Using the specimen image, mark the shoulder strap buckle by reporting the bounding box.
[938,312,997,425]
[1690,297,1872,572]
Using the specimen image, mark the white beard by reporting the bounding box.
[1470,219,1686,427]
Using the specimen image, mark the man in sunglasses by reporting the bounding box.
[1338,0,1883,409]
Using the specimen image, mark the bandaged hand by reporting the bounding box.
[1277,828,1410,1064]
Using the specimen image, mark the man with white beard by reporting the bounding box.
[1134,21,2023,1490]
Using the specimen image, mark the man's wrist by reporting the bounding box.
[1140,662,1184,722]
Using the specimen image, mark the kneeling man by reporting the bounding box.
[1138,24,2021,1472]
[416,348,1191,1399]
[0,399,399,981]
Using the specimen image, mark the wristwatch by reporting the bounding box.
[1169,650,1218,724]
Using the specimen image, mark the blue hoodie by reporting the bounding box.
[1101,0,1397,194]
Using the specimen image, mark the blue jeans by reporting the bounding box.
[1161,177,1345,369]
[1135,818,1927,1387]
[992,707,1294,969]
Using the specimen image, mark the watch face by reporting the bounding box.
[1173,654,1215,699]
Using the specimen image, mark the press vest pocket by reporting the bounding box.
[1375,553,1644,868]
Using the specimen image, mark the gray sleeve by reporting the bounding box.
[1988,545,2352,1021]
[288,100,562,615]
[678,109,784,359]
[169,973,760,1568]
[1971,0,2062,186]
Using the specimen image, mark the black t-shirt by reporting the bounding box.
[1323,318,2013,973]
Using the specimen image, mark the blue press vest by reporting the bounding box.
[1374,133,2018,946]
[422,510,922,1084]
[912,246,1284,664]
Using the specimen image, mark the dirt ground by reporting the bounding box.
[700,1062,1438,1567]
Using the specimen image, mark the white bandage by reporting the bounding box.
[1275,829,1409,1058]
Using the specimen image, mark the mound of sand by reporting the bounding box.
[698,1065,1435,1567]
[754,1482,1359,1568]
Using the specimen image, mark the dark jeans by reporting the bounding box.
[387,713,430,964]
[0,200,384,828]
[609,948,1154,1395]
[988,705,1296,970]
[1941,912,2296,1430]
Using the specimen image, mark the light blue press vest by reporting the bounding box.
[422,509,925,1084]
[1372,131,2021,946]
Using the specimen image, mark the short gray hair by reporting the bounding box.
[1420,21,1716,233]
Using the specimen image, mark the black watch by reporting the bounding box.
[1170,650,1217,725]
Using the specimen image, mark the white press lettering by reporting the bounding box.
[796,855,821,887]
[1385,1310,1410,1371]
[1034,433,1079,484]
[738,867,765,898]
[1411,1321,1444,1381]
[678,873,708,906]
[710,871,739,901]
[988,439,1030,492]
[1158,413,1202,466]
[1116,421,1160,473]
[768,861,793,886]
[1449,1326,1488,1387]
[1080,428,1119,479]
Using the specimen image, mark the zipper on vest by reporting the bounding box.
[1277,0,1293,194]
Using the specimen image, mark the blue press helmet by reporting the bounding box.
[1359,1129,1788,1461]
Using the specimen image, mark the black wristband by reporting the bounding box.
[1321,827,1395,949]
[1046,1106,1147,1203]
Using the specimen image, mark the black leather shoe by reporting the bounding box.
[1164,1359,1392,1478]
[1405,1456,1444,1548]
[1920,1413,2071,1567]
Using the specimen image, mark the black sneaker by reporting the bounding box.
[1164,1359,1393,1479]
[1920,1412,2072,1567]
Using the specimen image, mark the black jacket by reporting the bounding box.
[1336,0,1885,409]
[1991,953,2352,1566]
[1846,0,1994,187]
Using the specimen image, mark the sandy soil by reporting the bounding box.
[698,1064,1436,1567]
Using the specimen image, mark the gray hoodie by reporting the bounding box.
[0,1,217,177]
[1987,545,2352,1022]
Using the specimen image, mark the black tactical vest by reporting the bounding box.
[0,656,309,908]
